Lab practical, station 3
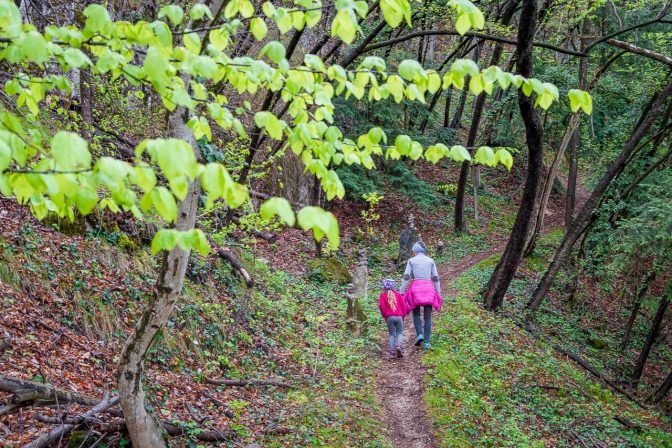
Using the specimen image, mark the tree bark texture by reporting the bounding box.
[622,269,656,350]
[482,0,544,310]
[631,289,670,386]
[117,106,202,448]
[527,77,672,313]
[653,370,672,402]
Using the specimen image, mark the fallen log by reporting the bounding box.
[0,374,98,407]
[513,321,647,408]
[22,396,119,448]
[553,345,647,408]
[206,378,295,388]
[161,421,237,442]
[35,412,237,443]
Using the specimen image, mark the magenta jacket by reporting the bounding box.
[378,290,409,319]
[404,279,443,312]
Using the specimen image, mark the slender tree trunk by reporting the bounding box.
[117,107,201,448]
[454,0,520,232]
[527,77,672,313]
[482,0,544,310]
[443,90,452,128]
[565,126,579,226]
[116,3,225,444]
[79,68,93,140]
[653,370,672,402]
[527,20,591,254]
[632,288,670,387]
[622,269,657,350]
[523,113,581,253]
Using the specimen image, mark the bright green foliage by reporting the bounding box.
[260,197,296,226]
[568,88,593,114]
[0,0,589,256]
[297,207,340,247]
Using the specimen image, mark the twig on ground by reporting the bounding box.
[206,378,295,388]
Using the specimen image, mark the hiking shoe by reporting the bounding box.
[388,350,397,359]
[396,346,403,358]
[415,335,424,346]
[423,342,431,350]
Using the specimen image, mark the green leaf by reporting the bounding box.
[0,0,22,36]
[448,145,471,162]
[473,146,497,167]
[495,148,513,171]
[190,229,210,255]
[19,31,49,65]
[158,5,184,25]
[184,32,202,54]
[209,27,230,51]
[75,186,98,215]
[455,12,471,35]
[151,229,178,254]
[255,111,284,139]
[425,144,448,164]
[83,4,113,35]
[151,186,178,222]
[250,17,268,40]
[63,48,92,69]
[331,10,357,44]
[297,206,339,247]
[380,0,404,27]
[191,4,213,21]
[260,41,286,64]
[51,132,91,170]
[568,89,592,115]
[398,59,422,81]
[394,134,412,155]
[260,197,296,226]
[187,116,213,141]
[0,139,11,172]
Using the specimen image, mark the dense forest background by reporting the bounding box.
[0,0,671,446]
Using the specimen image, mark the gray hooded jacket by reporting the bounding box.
[399,253,441,294]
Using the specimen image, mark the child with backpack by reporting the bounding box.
[378,279,408,359]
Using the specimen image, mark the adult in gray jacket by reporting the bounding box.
[399,241,443,350]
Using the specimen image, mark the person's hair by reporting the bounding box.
[387,290,396,311]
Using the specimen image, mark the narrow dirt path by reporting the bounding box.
[374,245,509,448]
[374,315,436,448]
[375,181,588,447]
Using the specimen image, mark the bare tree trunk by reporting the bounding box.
[443,90,452,128]
[632,289,670,387]
[527,77,672,313]
[565,125,579,226]
[482,0,544,310]
[653,370,672,402]
[80,68,93,140]
[523,112,581,252]
[449,81,470,129]
[117,107,201,448]
[115,2,225,444]
[622,269,656,350]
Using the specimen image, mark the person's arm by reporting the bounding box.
[399,260,412,293]
[431,261,441,294]
[378,293,385,319]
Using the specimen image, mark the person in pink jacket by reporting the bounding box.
[379,278,409,359]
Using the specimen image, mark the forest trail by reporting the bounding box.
[375,245,508,448]
[375,191,578,448]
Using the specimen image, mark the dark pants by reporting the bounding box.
[413,305,432,343]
